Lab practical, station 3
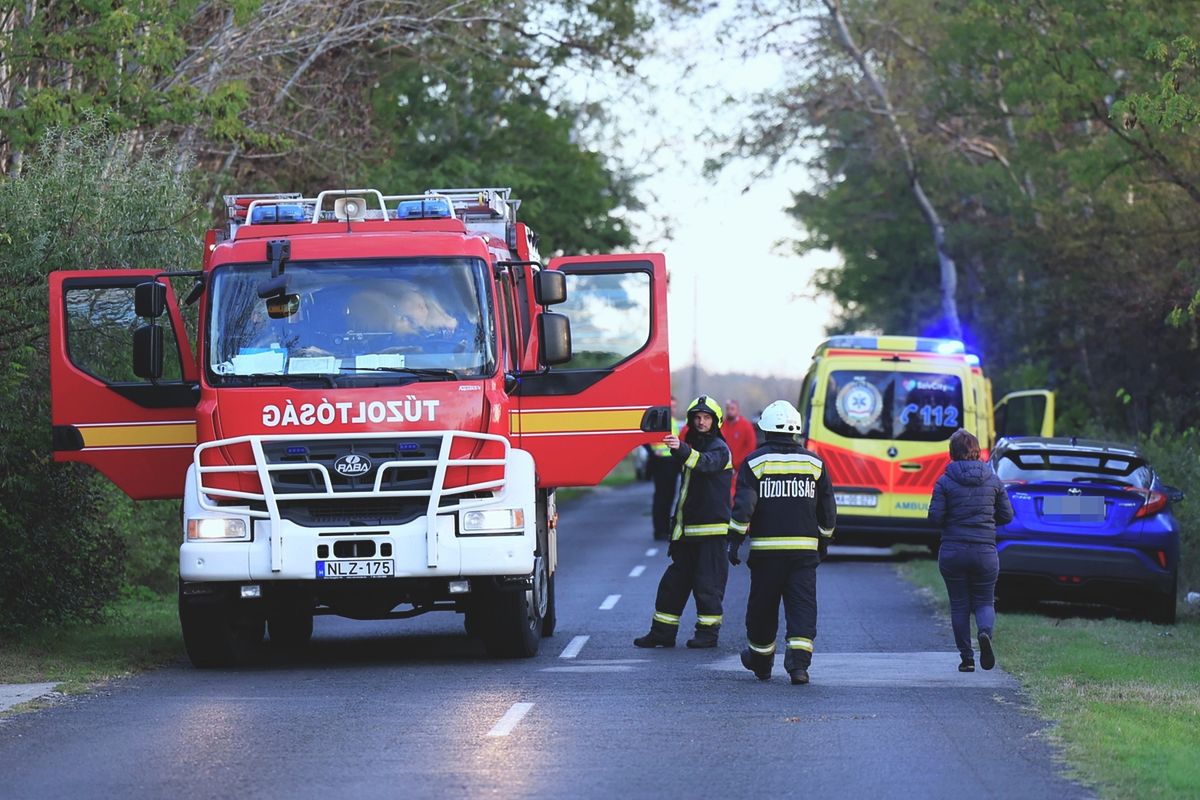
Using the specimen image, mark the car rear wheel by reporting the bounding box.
[1144,575,1178,625]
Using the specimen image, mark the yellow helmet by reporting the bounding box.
[685,395,723,428]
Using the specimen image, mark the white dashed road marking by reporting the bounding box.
[628,565,646,577]
[559,635,590,659]
[599,594,621,610]
[645,548,659,557]
[487,702,535,737]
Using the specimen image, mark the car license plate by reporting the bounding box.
[1042,496,1105,520]
[316,559,394,579]
[835,493,878,508]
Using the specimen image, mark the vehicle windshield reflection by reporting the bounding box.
[206,258,494,384]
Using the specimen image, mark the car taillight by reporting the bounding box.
[1125,487,1168,519]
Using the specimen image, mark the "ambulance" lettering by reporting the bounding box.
[261,397,440,428]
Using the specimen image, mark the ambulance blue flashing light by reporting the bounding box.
[395,198,452,220]
[820,335,967,355]
[250,204,306,224]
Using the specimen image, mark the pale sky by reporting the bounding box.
[564,7,839,380]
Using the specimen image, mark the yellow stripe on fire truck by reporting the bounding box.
[511,406,647,436]
[76,421,197,449]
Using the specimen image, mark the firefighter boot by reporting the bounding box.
[686,625,720,649]
[633,620,677,648]
[785,649,811,685]
[740,648,772,681]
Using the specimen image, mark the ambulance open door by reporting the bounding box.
[994,390,1055,439]
[48,270,199,499]
[512,254,671,487]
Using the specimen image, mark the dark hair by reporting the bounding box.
[948,429,981,462]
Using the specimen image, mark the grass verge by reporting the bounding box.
[898,557,1200,799]
[0,592,182,696]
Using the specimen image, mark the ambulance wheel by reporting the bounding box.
[482,558,547,658]
[179,594,262,668]
[268,609,314,649]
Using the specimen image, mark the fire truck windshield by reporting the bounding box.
[206,257,494,384]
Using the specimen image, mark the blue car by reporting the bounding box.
[990,437,1184,623]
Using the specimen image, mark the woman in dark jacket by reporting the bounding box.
[927,429,1014,672]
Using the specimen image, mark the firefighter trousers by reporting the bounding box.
[745,556,818,672]
[651,537,729,633]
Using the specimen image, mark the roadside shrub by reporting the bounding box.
[0,118,201,627]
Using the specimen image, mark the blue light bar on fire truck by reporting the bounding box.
[395,198,452,219]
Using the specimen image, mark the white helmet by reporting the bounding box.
[758,400,803,433]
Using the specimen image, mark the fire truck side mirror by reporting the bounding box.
[132,323,164,380]
[538,312,572,366]
[534,271,567,306]
[134,281,166,318]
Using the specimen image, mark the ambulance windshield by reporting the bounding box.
[206,257,494,384]
[824,370,964,442]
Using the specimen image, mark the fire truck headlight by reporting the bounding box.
[186,518,249,541]
[460,509,525,534]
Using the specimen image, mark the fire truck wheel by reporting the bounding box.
[541,572,557,638]
[268,610,314,649]
[179,597,262,668]
[481,558,547,658]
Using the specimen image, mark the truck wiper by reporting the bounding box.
[339,366,458,380]
[235,374,339,388]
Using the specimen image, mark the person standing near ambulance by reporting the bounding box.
[728,400,837,685]
[722,399,758,499]
[635,395,734,649]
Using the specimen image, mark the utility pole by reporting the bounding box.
[690,273,699,400]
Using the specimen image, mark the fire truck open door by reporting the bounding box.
[513,254,670,487]
[48,270,199,499]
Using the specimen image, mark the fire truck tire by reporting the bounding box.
[179,598,262,668]
[268,610,314,649]
[481,558,547,658]
[541,572,557,638]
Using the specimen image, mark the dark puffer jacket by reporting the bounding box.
[927,460,1014,544]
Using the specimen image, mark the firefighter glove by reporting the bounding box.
[727,540,742,566]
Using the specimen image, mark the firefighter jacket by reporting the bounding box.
[671,431,733,540]
[728,439,837,560]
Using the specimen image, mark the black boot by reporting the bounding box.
[789,668,809,685]
[634,620,677,648]
[740,648,772,680]
[686,625,720,649]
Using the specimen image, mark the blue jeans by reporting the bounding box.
[938,541,999,661]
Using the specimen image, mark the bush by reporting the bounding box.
[0,118,202,627]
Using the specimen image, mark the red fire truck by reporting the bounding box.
[48,187,670,666]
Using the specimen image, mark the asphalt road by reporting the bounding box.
[0,482,1092,799]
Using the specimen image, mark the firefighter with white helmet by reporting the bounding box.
[635,395,734,649]
[727,400,837,684]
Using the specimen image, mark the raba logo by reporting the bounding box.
[333,454,372,477]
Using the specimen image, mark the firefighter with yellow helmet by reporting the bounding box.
[635,395,734,649]
[727,400,837,684]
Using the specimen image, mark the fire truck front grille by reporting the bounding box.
[268,492,492,528]
[275,498,427,527]
[262,437,442,495]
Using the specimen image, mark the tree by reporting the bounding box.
[0,119,203,626]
